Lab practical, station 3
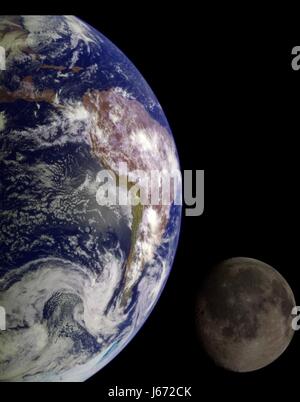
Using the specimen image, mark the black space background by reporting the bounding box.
[2,3,300,398]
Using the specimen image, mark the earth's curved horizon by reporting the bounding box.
[0,15,181,382]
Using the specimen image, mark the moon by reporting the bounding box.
[196,257,296,372]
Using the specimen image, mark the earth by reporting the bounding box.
[0,16,181,382]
